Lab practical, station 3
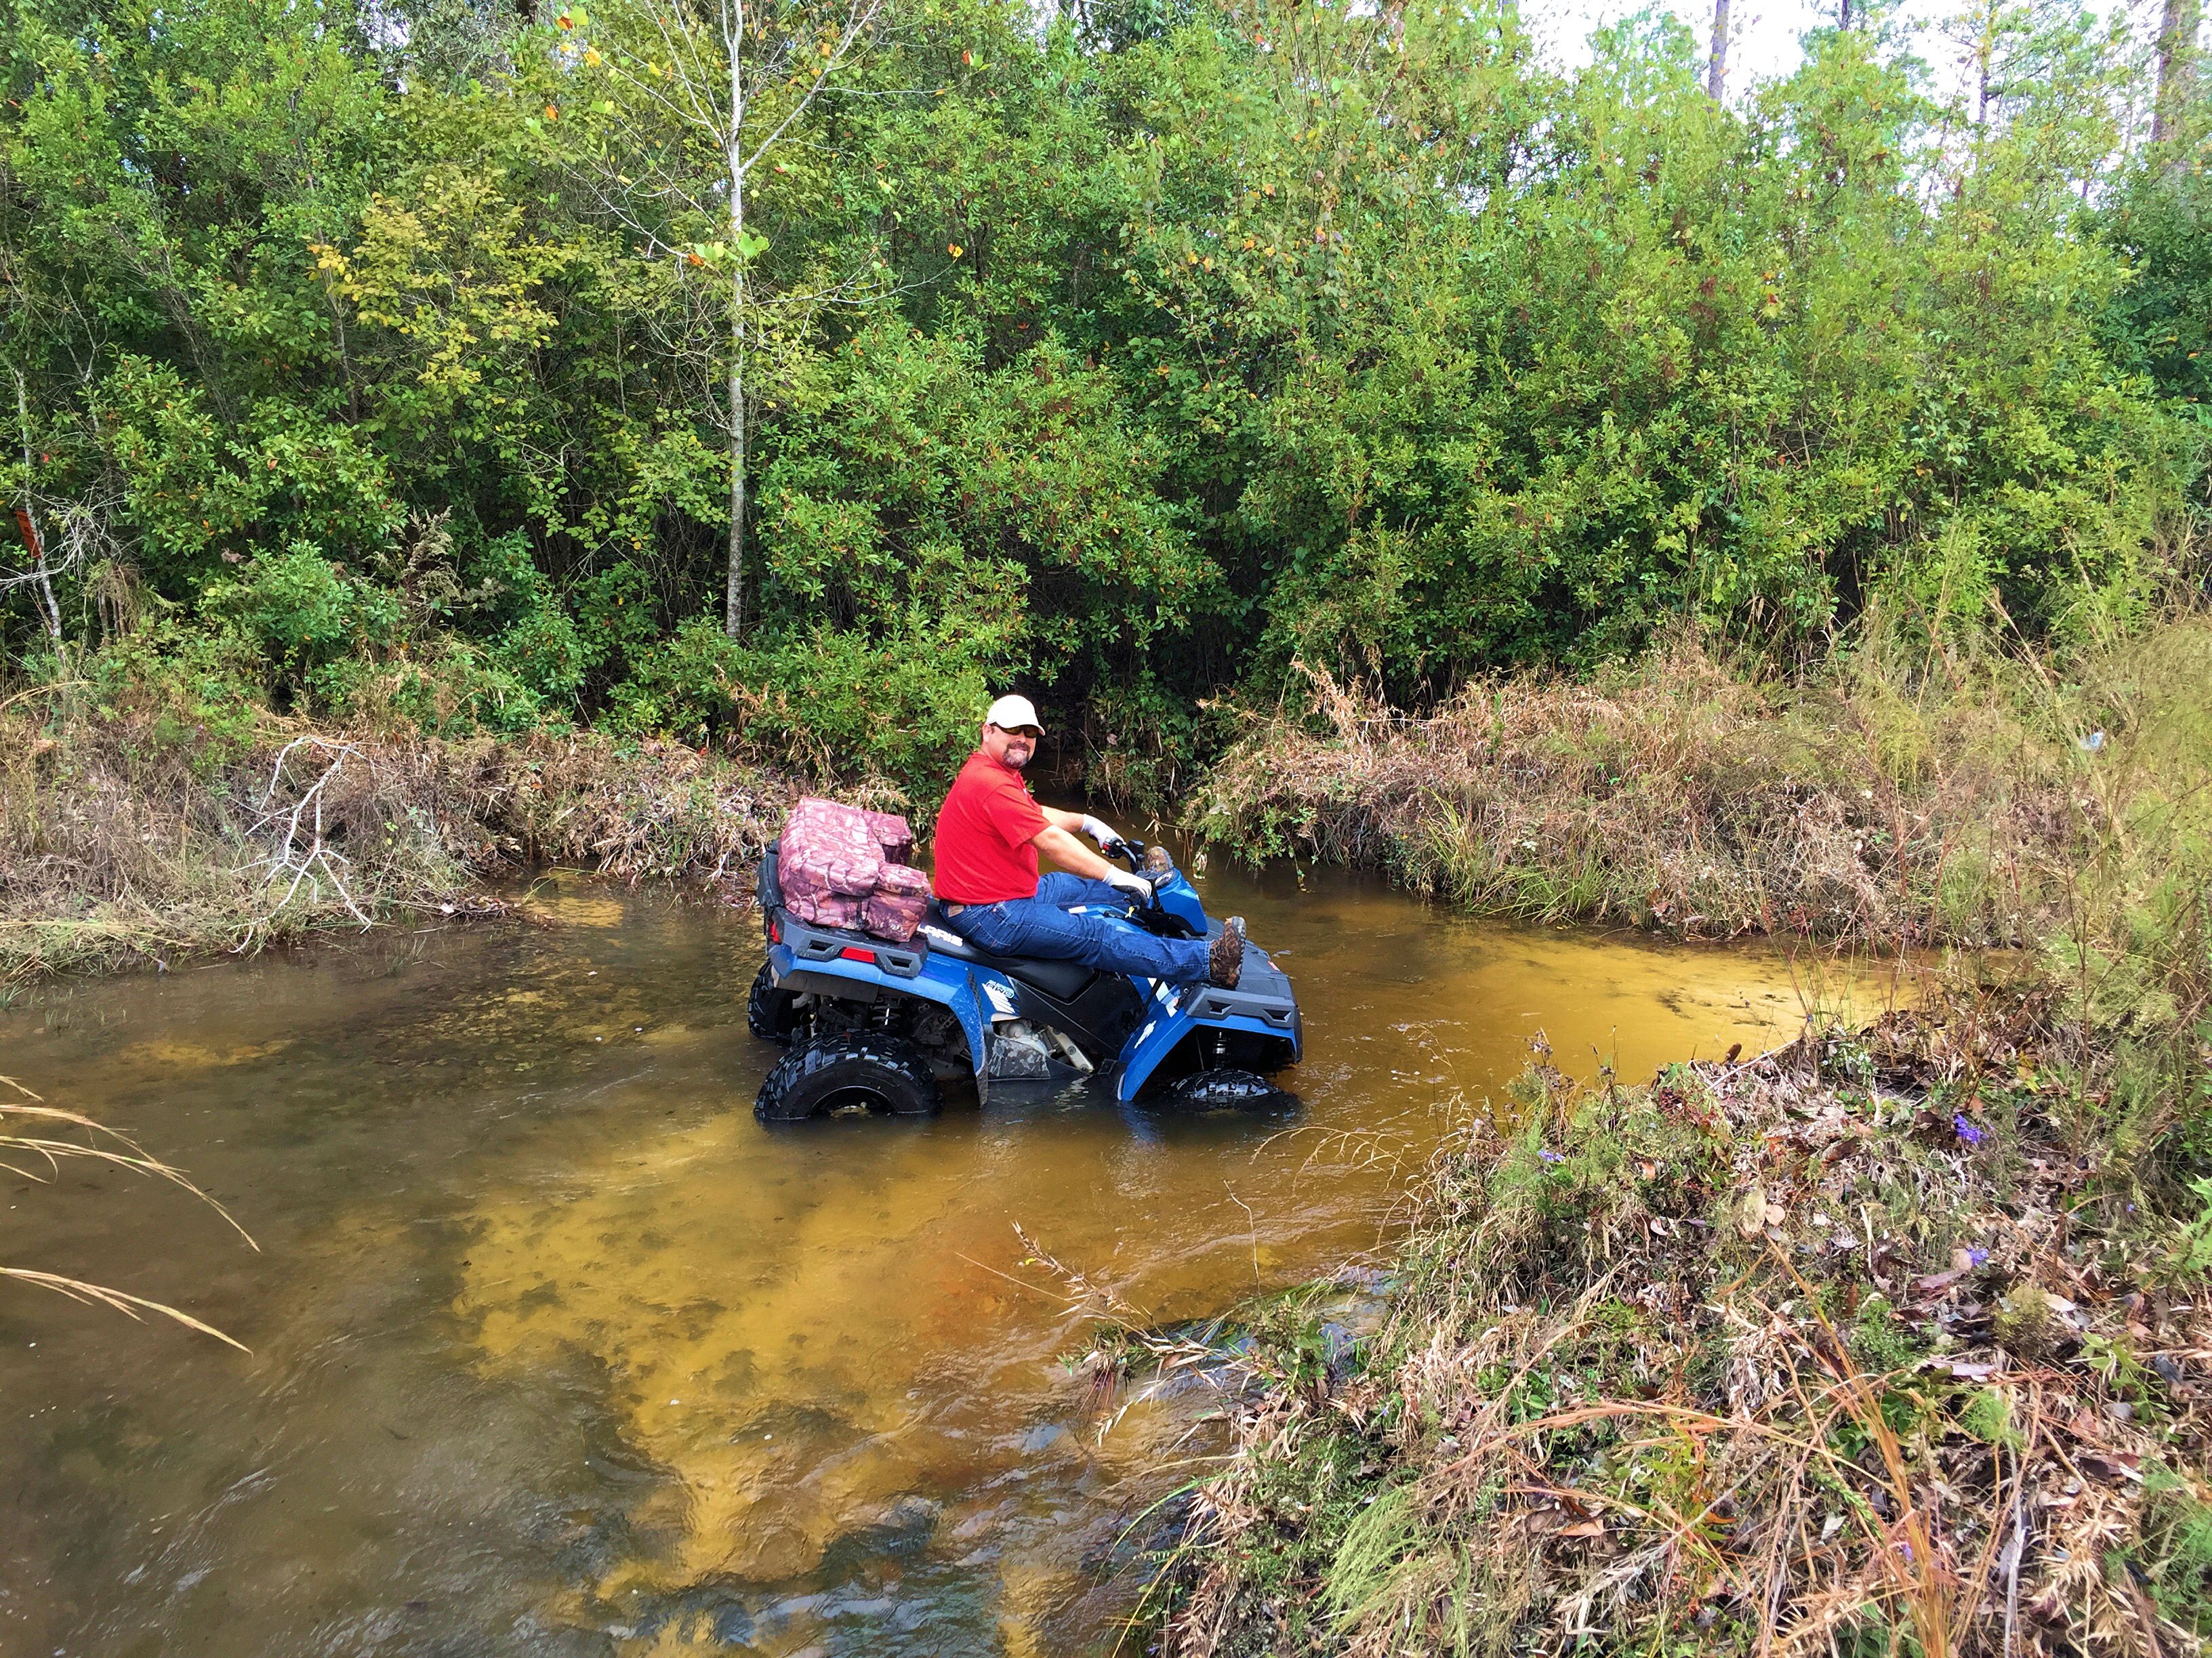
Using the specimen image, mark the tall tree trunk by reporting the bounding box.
[726,266,747,641]
[2156,0,2200,143]
[12,367,62,655]
[724,10,747,642]
[1839,0,1852,30]
[1707,0,1729,100]
[1975,22,1993,131]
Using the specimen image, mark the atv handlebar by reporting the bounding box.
[1101,837,1164,911]
[1099,836,1205,940]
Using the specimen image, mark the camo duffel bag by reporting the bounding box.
[777,797,929,942]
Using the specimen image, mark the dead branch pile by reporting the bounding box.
[1160,1001,2212,1657]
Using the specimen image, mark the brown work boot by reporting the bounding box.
[1208,916,1246,989]
[1142,843,1174,876]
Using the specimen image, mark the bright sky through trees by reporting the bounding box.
[1526,0,1823,82]
[1532,0,2177,112]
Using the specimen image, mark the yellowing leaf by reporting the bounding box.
[1736,1183,1767,1240]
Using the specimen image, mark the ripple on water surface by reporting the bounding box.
[0,858,1912,1656]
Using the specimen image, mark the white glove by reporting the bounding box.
[1080,814,1123,850]
[1101,866,1155,899]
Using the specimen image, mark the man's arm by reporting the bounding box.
[1040,804,1126,850]
[1031,823,1117,882]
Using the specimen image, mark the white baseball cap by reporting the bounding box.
[983,695,1043,734]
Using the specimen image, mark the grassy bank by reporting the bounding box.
[0,684,807,979]
[1191,613,2212,948]
[1155,610,2212,1653]
[1155,989,2212,1655]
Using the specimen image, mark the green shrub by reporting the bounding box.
[202,545,401,693]
[491,606,587,704]
[610,613,997,802]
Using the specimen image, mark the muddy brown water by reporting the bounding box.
[0,854,1908,1657]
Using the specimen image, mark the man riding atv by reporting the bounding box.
[933,695,1246,991]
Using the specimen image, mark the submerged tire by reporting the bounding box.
[747,962,800,1045]
[755,1031,941,1123]
[1158,1067,1290,1112]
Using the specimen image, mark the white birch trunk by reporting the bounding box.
[2156,0,2200,144]
[12,368,62,654]
[724,0,749,642]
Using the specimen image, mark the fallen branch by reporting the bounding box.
[238,734,373,935]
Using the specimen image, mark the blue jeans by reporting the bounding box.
[942,872,1213,985]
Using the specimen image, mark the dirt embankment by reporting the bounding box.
[1,699,806,978]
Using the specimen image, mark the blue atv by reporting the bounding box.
[746,840,1302,1121]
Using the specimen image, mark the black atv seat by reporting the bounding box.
[918,921,1099,1000]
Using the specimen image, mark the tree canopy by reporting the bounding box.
[2,0,2205,793]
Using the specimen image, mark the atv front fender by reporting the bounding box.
[1112,982,1295,1103]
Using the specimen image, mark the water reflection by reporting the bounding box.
[0,859,1910,1655]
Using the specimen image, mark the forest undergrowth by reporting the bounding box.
[1151,997,2212,1656]
[1193,607,2212,951]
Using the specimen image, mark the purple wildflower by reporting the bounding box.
[1953,1114,1986,1146]
[1539,1149,1565,1165]
[1967,1248,1989,1267]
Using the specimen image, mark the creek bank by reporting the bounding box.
[0,696,821,978]
[1189,621,2212,948]
[1155,615,2212,1651]
[1153,993,2212,1656]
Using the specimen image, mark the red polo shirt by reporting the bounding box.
[933,749,1048,903]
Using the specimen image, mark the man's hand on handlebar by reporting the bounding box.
[1079,815,1125,856]
[1101,866,1158,902]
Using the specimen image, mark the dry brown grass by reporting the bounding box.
[1188,615,2212,947]
[2,1073,256,1348]
[0,690,796,978]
